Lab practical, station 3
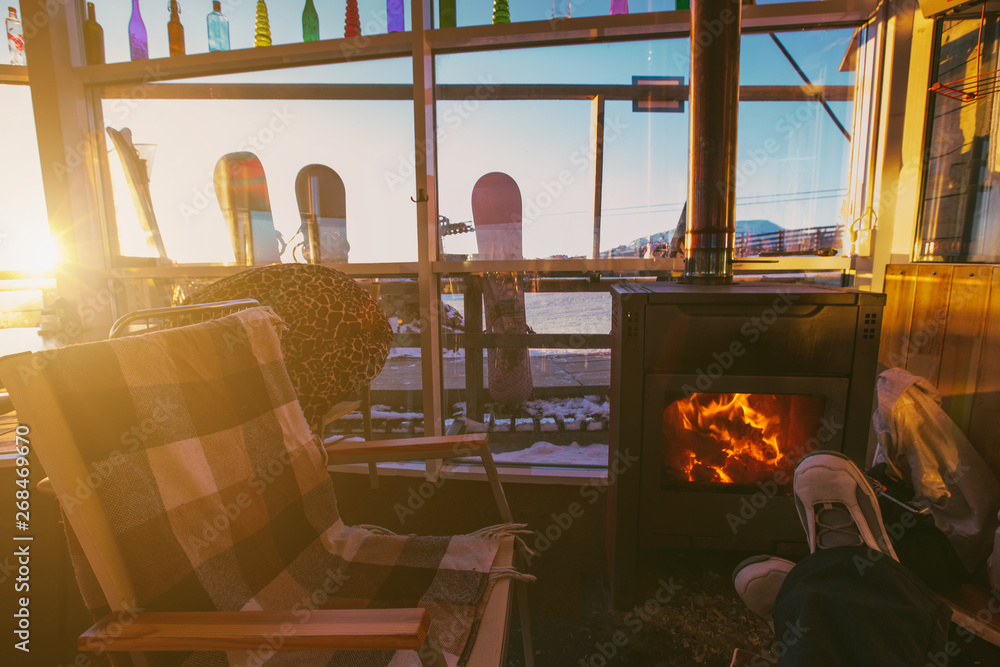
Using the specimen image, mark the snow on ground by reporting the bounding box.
[489,441,608,466]
[522,395,609,420]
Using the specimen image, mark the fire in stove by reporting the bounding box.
[661,392,825,489]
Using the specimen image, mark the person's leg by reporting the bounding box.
[773,546,951,666]
[734,451,952,666]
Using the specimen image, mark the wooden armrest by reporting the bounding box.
[81,608,432,653]
[324,399,363,424]
[37,476,54,496]
[324,433,490,465]
[324,432,514,523]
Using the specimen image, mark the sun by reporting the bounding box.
[21,235,59,273]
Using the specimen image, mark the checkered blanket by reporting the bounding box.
[40,307,523,667]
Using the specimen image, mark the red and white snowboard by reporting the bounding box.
[472,172,534,406]
[213,152,282,265]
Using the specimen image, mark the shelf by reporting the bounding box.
[72,0,872,88]
[99,81,851,102]
[0,64,28,85]
[74,31,413,87]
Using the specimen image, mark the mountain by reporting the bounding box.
[735,220,782,236]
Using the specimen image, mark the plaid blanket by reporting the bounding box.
[34,307,522,667]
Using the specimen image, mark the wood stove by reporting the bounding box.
[607,282,885,606]
[602,0,886,609]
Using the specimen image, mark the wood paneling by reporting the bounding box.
[879,265,917,367]
[937,266,991,431]
[904,265,954,386]
[968,267,1000,479]
[882,264,1000,481]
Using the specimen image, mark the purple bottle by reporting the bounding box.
[610,0,628,15]
[129,0,148,60]
[387,0,404,32]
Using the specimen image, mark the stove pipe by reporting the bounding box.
[685,0,742,285]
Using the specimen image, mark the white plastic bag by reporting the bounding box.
[873,368,1000,574]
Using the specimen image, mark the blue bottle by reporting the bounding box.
[207,0,230,51]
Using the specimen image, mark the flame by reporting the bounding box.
[663,393,818,487]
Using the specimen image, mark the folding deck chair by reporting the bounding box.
[1,306,534,666]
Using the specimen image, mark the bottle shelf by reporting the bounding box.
[70,1,866,87]
[0,64,28,85]
[73,31,413,86]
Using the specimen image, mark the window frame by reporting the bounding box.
[9,0,882,477]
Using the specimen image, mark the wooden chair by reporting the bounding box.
[0,308,532,666]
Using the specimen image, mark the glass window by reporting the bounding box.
[0,82,54,358]
[731,30,855,258]
[439,275,611,467]
[918,17,1000,263]
[437,31,856,261]
[102,92,417,265]
[0,85,51,273]
[438,0,683,29]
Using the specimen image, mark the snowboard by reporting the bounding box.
[106,127,169,261]
[471,172,534,406]
[294,164,349,264]
[213,152,282,265]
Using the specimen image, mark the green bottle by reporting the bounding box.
[439,0,456,28]
[302,0,319,41]
[493,0,509,24]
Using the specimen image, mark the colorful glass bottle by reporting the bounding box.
[387,0,404,33]
[675,0,689,9]
[302,0,319,41]
[344,0,360,37]
[5,7,25,66]
[439,0,456,28]
[168,1,185,56]
[553,0,571,19]
[254,0,271,47]
[610,0,629,14]
[129,0,148,60]
[83,2,105,65]
[492,0,509,25]
[207,1,229,51]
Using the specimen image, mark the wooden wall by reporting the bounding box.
[880,263,1000,478]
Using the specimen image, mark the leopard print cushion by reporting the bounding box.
[185,264,393,428]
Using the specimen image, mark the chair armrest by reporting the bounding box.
[324,433,515,524]
[80,609,442,656]
[323,433,489,465]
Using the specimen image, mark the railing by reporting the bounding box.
[735,225,843,257]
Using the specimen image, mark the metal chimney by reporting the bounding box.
[685,0,742,285]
